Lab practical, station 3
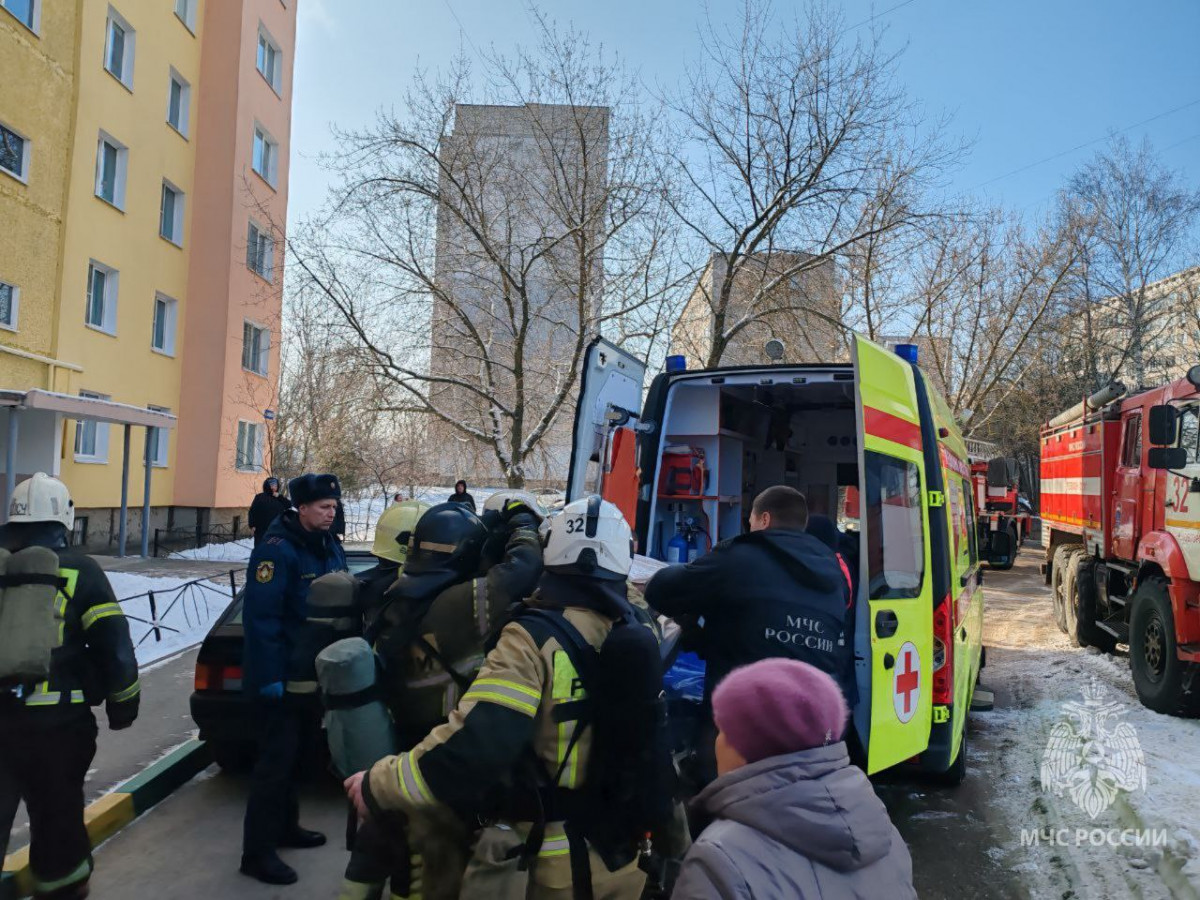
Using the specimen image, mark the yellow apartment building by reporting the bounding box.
[0,0,295,552]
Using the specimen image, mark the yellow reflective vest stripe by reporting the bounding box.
[462,679,540,717]
[81,602,124,630]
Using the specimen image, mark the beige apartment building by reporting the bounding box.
[671,252,842,369]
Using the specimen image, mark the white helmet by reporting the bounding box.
[541,495,632,581]
[8,472,75,530]
[483,490,543,515]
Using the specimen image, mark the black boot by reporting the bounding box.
[240,851,299,885]
[280,827,326,849]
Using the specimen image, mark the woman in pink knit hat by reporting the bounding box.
[672,658,917,899]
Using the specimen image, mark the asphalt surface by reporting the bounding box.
[62,550,1052,898]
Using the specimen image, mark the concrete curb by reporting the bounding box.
[1,739,212,899]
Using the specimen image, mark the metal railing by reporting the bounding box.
[116,569,242,649]
[152,522,244,558]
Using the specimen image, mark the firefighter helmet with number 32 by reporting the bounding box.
[541,494,632,581]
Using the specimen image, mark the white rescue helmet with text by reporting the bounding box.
[8,472,75,531]
[541,494,632,581]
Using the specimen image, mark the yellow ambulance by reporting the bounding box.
[566,334,984,782]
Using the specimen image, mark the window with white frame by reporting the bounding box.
[151,293,176,355]
[246,221,274,280]
[0,280,18,330]
[74,391,111,463]
[173,0,195,32]
[251,125,277,187]
[242,321,270,375]
[1,0,39,33]
[147,406,170,467]
[0,123,30,182]
[166,69,190,136]
[104,7,135,89]
[85,261,118,334]
[256,25,282,93]
[160,180,184,245]
[236,421,264,471]
[95,132,128,208]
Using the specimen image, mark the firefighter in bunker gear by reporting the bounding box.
[337,499,544,900]
[241,473,347,887]
[0,474,140,900]
[347,496,649,900]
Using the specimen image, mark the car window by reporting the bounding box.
[1121,413,1142,468]
[226,554,374,627]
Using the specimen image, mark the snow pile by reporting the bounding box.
[170,537,254,562]
[976,562,1200,898]
[106,571,236,666]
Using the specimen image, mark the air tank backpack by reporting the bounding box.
[0,546,69,689]
[503,606,678,898]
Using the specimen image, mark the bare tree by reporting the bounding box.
[289,16,683,488]
[1059,135,1200,388]
[665,0,958,367]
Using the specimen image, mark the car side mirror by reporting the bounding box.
[1148,447,1187,470]
[1148,405,1179,446]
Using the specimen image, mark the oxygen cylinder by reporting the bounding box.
[666,526,689,564]
[316,637,396,778]
[686,528,702,563]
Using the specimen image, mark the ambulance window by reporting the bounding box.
[1121,414,1142,468]
[962,479,980,568]
[1180,406,1199,465]
[864,451,924,600]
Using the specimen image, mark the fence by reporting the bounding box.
[152,522,244,558]
[116,569,242,651]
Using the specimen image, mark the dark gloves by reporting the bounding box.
[107,697,139,730]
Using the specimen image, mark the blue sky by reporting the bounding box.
[289,0,1200,231]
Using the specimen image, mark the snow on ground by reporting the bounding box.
[106,571,236,666]
[975,555,1200,899]
[170,537,254,562]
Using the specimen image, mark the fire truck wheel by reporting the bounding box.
[1073,555,1117,653]
[992,525,1018,571]
[1061,549,1082,638]
[1130,577,1200,717]
[1050,545,1074,633]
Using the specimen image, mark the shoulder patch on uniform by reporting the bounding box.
[255,561,275,583]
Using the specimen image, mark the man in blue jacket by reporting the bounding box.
[240,473,347,886]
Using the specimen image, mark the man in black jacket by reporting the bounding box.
[248,477,290,547]
[645,486,851,785]
[0,474,140,900]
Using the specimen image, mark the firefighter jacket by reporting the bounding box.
[242,510,347,694]
[0,532,139,728]
[374,523,542,748]
[363,576,646,891]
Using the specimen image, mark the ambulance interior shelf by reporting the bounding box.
[647,377,859,560]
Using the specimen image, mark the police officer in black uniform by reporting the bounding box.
[0,474,139,900]
[240,473,347,886]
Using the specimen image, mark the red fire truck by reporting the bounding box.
[1040,372,1200,716]
[967,440,1034,570]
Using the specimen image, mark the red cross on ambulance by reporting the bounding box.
[893,641,920,723]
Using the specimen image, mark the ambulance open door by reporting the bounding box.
[566,338,646,528]
[852,336,936,774]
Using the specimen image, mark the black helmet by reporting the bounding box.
[404,502,489,577]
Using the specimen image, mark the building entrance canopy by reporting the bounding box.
[0,390,178,557]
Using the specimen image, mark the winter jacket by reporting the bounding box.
[673,744,916,900]
[372,521,542,748]
[0,525,139,729]
[447,490,477,514]
[242,509,347,693]
[248,490,290,546]
[645,528,853,709]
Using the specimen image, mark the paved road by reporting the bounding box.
[6,648,201,853]
[79,549,1052,898]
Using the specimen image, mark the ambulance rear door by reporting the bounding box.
[852,336,936,774]
[566,338,647,524]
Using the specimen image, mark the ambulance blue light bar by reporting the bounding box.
[894,343,919,364]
